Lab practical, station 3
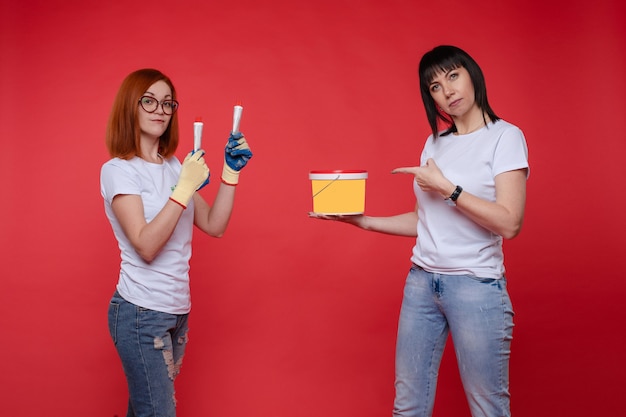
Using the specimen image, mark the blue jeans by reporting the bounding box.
[393,265,514,417]
[108,292,190,417]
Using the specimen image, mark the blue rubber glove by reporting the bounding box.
[222,132,253,185]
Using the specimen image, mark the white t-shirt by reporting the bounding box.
[411,120,529,279]
[100,156,195,314]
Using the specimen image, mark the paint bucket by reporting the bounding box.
[309,170,368,215]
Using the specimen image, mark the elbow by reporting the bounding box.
[498,209,525,239]
[501,222,523,240]
[139,253,157,263]
[206,228,226,238]
[198,219,229,238]
[137,248,159,263]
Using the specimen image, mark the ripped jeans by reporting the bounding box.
[108,291,189,417]
[393,265,514,417]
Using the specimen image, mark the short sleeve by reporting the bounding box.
[100,159,141,203]
[493,126,530,178]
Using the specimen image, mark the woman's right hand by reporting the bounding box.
[308,212,366,226]
[170,150,210,209]
[392,158,454,199]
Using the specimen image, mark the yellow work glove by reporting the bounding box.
[170,151,209,209]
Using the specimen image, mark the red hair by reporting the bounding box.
[106,69,179,159]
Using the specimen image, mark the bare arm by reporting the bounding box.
[191,131,253,237]
[393,158,527,239]
[453,169,527,239]
[111,194,186,263]
[310,203,418,237]
[193,182,236,237]
[113,182,239,263]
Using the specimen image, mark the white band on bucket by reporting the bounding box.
[309,171,368,181]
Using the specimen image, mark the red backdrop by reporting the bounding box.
[2,0,625,416]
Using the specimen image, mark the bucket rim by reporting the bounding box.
[309,169,367,174]
[309,170,368,180]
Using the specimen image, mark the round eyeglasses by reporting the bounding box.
[138,96,179,115]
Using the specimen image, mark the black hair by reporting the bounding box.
[418,45,499,138]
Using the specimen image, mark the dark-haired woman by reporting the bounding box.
[311,45,528,417]
[101,69,252,416]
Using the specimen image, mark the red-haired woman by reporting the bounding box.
[101,68,252,416]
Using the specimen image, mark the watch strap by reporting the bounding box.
[449,185,463,202]
[445,185,463,206]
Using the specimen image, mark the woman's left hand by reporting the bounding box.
[221,132,253,185]
[224,132,253,171]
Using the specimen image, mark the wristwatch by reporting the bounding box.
[445,185,463,206]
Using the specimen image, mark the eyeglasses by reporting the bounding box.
[138,96,179,115]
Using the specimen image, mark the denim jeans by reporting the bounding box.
[393,265,514,417]
[108,292,190,417]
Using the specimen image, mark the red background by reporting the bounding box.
[1,0,625,416]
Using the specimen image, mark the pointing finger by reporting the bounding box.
[391,166,418,175]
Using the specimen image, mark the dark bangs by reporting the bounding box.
[419,47,468,93]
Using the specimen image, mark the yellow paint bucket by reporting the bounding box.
[309,170,368,215]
